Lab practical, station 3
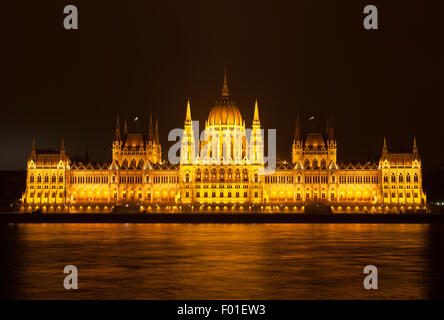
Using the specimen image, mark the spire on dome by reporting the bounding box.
[383,136,387,155]
[221,65,229,97]
[253,98,260,125]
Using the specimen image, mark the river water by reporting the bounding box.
[1,223,443,299]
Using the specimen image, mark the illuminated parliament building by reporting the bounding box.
[21,71,427,213]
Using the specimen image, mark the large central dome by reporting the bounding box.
[208,101,243,126]
[207,67,243,126]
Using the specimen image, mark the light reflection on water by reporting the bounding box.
[1,223,443,299]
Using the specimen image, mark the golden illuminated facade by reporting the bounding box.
[21,70,427,213]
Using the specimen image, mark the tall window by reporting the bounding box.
[414,173,418,182]
[391,174,396,183]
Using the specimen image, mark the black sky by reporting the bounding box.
[2,0,444,170]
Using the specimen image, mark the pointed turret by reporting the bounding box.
[115,113,121,141]
[185,98,192,124]
[155,119,159,145]
[148,113,154,142]
[221,65,229,97]
[60,136,66,157]
[253,98,260,125]
[383,136,388,155]
[124,118,128,136]
[31,138,36,159]
[413,136,418,155]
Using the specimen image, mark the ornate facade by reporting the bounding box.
[21,70,427,213]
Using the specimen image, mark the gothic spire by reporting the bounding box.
[413,136,418,155]
[221,65,229,97]
[253,98,260,125]
[115,113,121,140]
[383,136,387,154]
[185,98,192,124]
[124,118,128,136]
[31,138,36,159]
[155,119,159,145]
[60,136,66,157]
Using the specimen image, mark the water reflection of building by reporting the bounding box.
[21,69,427,213]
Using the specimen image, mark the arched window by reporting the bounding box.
[211,169,217,181]
[51,175,56,183]
[384,175,388,183]
[44,175,49,183]
[391,173,396,183]
[399,174,403,183]
[145,175,150,183]
[219,169,225,181]
[312,159,318,168]
[30,174,34,183]
[331,175,336,183]
[414,173,418,182]
[196,169,201,182]
[112,175,116,184]
[243,169,248,182]
[297,175,301,183]
[235,169,241,181]
[406,173,411,182]
[254,172,259,183]
[185,173,190,183]
[59,175,63,183]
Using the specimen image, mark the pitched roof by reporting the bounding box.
[124,133,145,147]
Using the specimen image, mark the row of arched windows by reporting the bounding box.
[70,175,109,184]
[339,175,379,184]
[29,174,63,183]
[194,168,251,182]
[384,173,418,183]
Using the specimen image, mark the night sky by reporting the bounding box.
[3,0,444,170]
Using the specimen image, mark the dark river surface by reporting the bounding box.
[1,223,444,299]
